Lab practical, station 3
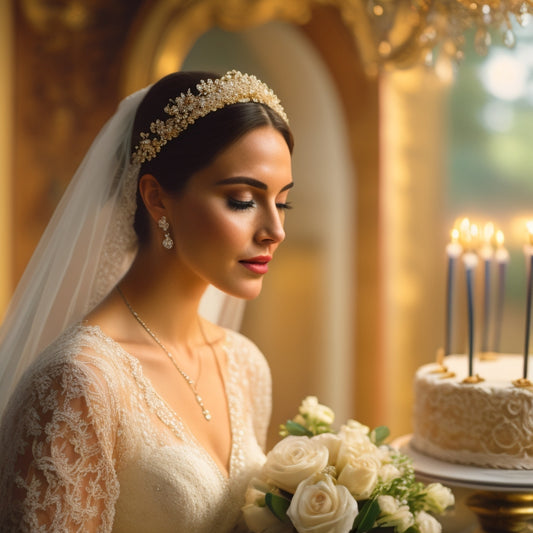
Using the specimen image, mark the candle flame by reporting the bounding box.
[458,218,471,247]
[451,228,460,243]
[527,221,533,245]
[459,217,470,233]
[483,222,495,244]
[495,230,504,247]
[470,224,480,247]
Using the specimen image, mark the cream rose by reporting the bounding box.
[335,429,380,470]
[376,495,415,533]
[336,426,377,459]
[342,419,370,435]
[287,474,358,533]
[242,503,291,533]
[336,453,381,500]
[263,436,329,493]
[378,463,401,484]
[415,510,442,533]
[312,433,342,465]
[299,396,335,425]
[423,483,455,513]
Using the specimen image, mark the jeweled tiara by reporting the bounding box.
[131,70,288,164]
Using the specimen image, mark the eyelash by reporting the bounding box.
[227,198,293,211]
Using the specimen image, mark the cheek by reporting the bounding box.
[175,202,246,250]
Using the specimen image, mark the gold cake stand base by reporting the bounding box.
[466,491,533,533]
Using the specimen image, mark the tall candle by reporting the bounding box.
[480,223,494,354]
[463,251,479,377]
[445,228,463,355]
[493,230,509,354]
[523,222,533,380]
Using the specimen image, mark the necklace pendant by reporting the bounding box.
[203,409,212,421]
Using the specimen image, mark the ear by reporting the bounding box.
[138,174,167,223]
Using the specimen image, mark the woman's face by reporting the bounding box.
[167,125,293,300]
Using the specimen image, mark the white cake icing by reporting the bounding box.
[412,354,533,469]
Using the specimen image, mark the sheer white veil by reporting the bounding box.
[0,85,244,416]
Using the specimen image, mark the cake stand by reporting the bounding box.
[393,435,533,533]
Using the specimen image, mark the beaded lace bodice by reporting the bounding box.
[0,324,271,532]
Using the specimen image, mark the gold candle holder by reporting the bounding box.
[466,490,533,533]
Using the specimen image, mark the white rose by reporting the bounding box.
[336,453,381,500]
[423,483,455,513]
[343,419,370,435]
[336,432,380,470]
[378,463,401,484]
[376,495,415,533]
[415,510,442,533]
[377,495,399,514]
[264,436,329,493]
[242,503,290,533]
[287,474,358,533]
[312,433,342,465]
[299,396,335,425]
[336,426,377,459]
[245,477,273,506]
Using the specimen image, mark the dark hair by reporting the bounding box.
[131,71,294,244]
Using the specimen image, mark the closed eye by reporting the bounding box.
[276,201,293,211]
[227,198,255,211]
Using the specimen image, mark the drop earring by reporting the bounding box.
[158,216,174,250]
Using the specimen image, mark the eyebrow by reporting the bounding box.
[215,176,294,193]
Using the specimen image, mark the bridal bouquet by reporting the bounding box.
[243,397,454,533]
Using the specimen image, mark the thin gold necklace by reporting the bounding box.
[117,286,213,421]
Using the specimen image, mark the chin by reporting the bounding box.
[223,280,264,301]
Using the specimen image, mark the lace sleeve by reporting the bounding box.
[0,352,120,532]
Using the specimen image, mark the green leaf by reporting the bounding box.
[370,426,390,446]
[284,420,313,437]
[351,498,381,532]
[265,492,292,523]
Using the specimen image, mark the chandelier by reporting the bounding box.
[360,0,533,69]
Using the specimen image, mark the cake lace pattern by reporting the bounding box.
[413,377,533,469]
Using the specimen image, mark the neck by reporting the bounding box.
[118,244,209,346]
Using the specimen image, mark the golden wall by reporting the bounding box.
[3,0,448,438]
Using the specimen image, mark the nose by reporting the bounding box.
[255,207,286,245]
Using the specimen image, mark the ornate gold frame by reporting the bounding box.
[120,0,383,93]
[0,1,13,319]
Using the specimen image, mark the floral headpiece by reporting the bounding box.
[131,70,288,164]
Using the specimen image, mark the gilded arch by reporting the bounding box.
[120,0,380,93]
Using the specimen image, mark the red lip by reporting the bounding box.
[239,255,272,275]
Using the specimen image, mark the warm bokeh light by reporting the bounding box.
[479,51,528,101]
[527,220,533,244]
[495,229,505,247]
[451,227,460,243]
[483,221,495,243]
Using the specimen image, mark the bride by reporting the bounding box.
[0,70,293,532]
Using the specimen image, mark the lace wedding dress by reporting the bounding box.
[0,324,271,532]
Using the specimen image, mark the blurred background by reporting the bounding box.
[1,0,533,453]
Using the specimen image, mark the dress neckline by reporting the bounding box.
[83,324,239,483]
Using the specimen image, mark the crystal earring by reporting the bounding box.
[158,216,174,250]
